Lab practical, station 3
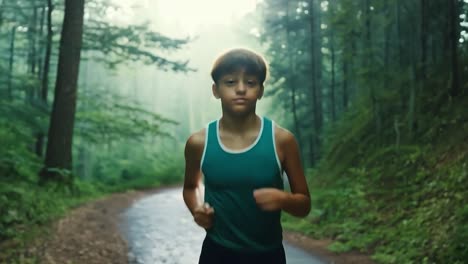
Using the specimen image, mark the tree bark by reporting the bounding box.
[408,35,418,140]
[396,0,406,110]
[29,6,38,75]
[384,0,390,90]
[37,5,46,81]
[285,0,302,160]
[41,0,53,103]
[308,0,322,165]
[314,0,323,133]
[35,5,47,157]
[40,0,85,185]
[420,0,427,81]
[342,60,348,110]
[449,0,460,96]
[7,26,16,101]
[330,33,336,122]
[396,0,404,67]
[364,0,381,138]
[0,0,4,28]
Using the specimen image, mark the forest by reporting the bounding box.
[0,0,467,263]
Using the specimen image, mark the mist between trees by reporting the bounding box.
[0,0,467,263]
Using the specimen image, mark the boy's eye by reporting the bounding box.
[224,79,236,85]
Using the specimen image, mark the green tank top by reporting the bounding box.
[201,116,284,252]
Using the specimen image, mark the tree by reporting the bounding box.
[41,0,53,103]
[449,0,460,96]
[308,0,323,164]
[7,25,16,100]
[40,0,85,185]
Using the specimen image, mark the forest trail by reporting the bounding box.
[30,186,374,264]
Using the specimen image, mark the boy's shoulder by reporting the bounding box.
[272,121,297,146]
[184,127,206,159]
[186,127,205,148]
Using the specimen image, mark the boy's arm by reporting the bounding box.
[253,127,311,217]
[183,130,205,215]
[277,128,311,217]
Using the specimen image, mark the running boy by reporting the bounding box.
[183,48,311,264]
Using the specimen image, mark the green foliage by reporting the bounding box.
[283,93,468,263]
[83,3,194,72]
[0,0,193,261]
[0,93,183,260]
[76,87,177,143]
[84,140,184,192]
[0,181,100,240]
[93,142,183,191]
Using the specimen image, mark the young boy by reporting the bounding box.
[183,48,311,264]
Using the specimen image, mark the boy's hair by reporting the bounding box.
[210,48,269,85]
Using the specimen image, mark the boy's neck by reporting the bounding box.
[219,113,260,134]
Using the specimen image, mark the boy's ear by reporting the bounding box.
[212,83,220,99]
[258,85,264,100]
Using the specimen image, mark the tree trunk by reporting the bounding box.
[29,6,38,75]
[35,5,47,157]
[396,0,406,110]
[364,0,381,138]
[7,26,16,100]
[308,0,319,165]
[0,0,4,28]
[330,33,336,122]
[350,30,357,100]
[396,0,404,67]
[449,0,460,96]
[36,1,53,158]
[309,0,323,164]
[40,0,85,185]
[420,0,427,81]
[408,35,418,139]
[384,0,390,90]
[286,0,302,160]
[342,60,349,110]
[41,0,53,103]
[37,5,46,81]
[314,0,323,135]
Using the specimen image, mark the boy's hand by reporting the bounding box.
[193,203,215,229]
[253,188,287,211]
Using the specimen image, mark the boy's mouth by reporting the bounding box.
[233,98,247,103]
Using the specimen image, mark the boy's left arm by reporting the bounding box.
[253,128,311,217]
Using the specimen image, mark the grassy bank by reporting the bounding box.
[0,141,183,263]
[283,92,468,263]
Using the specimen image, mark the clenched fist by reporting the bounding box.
[193,202,215,229]
[253,188,287,211]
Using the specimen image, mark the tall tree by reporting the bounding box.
[41,0,53,102]
[40,0,85,184]
[286,0,302,146]
[7,25,16,100]
[449,0,460,96]
[308,0,321,164]
[328,0,337,121]
[420,0,427,81]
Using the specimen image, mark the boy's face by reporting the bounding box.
[212,70,264,116]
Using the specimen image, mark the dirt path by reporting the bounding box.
[27,187,374,264]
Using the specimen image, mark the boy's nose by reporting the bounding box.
[235,83,246,93]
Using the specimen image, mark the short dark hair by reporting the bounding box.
[210,48,268,85]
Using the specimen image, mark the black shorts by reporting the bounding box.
[198,236,286,264]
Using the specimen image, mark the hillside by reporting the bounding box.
[283,91,468,264]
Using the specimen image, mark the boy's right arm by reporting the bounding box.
[183,130,214,229]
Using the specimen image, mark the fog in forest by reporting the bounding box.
[88,0,272,142]
[2,1,467,262]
